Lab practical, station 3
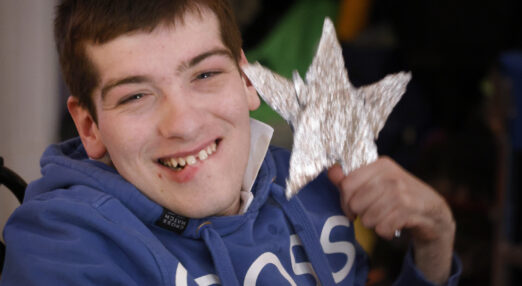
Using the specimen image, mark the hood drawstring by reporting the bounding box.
[200,224,240,286]
[271,185,337,286]
[198,186,340,286]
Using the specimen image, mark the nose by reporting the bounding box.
[157,90,204,140]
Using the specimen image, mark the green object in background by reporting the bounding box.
[246,0,338,125]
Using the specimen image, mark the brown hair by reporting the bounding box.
[55,0,242,122]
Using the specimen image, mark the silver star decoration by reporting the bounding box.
[243,18,411,199]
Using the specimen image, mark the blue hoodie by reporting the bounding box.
[1,137,461,285]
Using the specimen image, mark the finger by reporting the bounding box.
[374,209,406,240]
[339,190,357,221]
[328,164,361,220]
[358,190,398,229]
[327,164,344,187]
[348,180,385,216]
[331,160,388,221]
[403,214,440,242]
[340,158,387,192]
[327,165,355,219]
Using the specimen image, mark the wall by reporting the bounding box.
[0,0,59,242]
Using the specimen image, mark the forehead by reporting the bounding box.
[84,9,229,85]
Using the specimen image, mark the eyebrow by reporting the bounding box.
[100,75,151,101]
[178,48,233,73]
[100,48,234,101]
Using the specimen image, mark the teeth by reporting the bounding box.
[186,155,197,165]
[198,149,208,160]
[160,141,218,170]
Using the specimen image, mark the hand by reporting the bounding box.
[327,156,455,284]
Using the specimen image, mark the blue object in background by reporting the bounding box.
[500,51,522,150]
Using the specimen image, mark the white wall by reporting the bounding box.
[0,1,59,242]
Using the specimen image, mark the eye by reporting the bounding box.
[195,71,221,81]
[118,93,146,105]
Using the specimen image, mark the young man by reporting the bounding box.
[1,0,461,285]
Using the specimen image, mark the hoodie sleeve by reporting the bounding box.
[392,247,462,286]
[0,192,175,286]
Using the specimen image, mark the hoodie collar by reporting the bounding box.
[239,118,274,214]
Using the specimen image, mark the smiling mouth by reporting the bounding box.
[158,140,218,171]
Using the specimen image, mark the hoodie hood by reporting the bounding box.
[25,137,163,226]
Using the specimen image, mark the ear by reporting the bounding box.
[238,50,260,111]
[67,96,107,159]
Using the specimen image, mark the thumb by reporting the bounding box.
[327,164,344,187]
[328,164,357,221]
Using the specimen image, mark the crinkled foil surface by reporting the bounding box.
[243,18,411,199]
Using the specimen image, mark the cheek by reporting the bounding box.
[99,116,151,160]
[213,90,252,121]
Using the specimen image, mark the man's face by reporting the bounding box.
[70,9,260,218]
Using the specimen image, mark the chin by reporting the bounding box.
[167,193,240,219]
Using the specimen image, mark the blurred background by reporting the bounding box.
[1,0,521,284]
